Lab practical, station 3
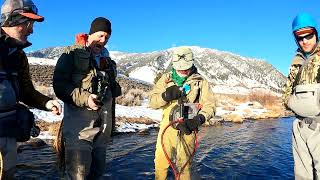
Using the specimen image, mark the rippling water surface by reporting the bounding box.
[16,117,294,179]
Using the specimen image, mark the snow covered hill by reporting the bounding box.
[27,46,286,95]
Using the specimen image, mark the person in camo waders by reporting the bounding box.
[0,0,62,179]
[283,13,320,180]
[53,17,121,180]
[149,46,216,179]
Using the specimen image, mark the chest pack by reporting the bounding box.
[287,53,320,118]
[0,51,38,142]
[92,57,122,100]
[169,83,202,129]
[288,83,320,117]
[72,48,121,99]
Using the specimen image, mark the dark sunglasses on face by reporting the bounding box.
[172,52,193,62]
[296,32,315,42]
[10,5,38,16]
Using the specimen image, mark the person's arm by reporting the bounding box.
[148,74,170,109]
[19,54,51,110]
[53,51,91,107]
[198,80,216,122]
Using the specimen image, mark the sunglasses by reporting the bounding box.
[172,52,193,62]
[10,5,38,16]
[296,32,315,42]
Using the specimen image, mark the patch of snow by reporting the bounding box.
[116,123,158,133]
[212,85,250,95]
[28,57,57,66]
[128,66,157,84]
[36,131,54,140]
[215,107,230,117]
[115,104,162,122]
[30,108,63,122]
[215,102,267,117]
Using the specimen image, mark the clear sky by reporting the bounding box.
[1,0,320,74]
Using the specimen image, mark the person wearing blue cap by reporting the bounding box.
[283,13,320,179]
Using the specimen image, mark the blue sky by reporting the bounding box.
[1,0,320,74]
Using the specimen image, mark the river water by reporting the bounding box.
[16,117,294,179]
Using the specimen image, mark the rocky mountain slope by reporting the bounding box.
[27,46,286,95]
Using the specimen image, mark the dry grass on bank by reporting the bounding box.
[216,91,282,107]
[116,116,157,125]
[36,120,61,136]
[248,90,280,107]
[215,94,248,104]
[215,91,286,119]
[116,88,147,106]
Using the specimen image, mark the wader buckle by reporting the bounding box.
[301,117,319,131]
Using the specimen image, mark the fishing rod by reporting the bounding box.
[0,151,3,180]
[160,118,199,180]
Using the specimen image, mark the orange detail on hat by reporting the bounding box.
[19,12,43,22]
[295,28,315,36]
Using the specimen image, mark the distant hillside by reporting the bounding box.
[27,46,286,95]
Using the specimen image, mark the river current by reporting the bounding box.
[16,117,294,179]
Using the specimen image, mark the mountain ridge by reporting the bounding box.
[27,46,286,95]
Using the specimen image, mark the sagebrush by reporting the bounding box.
[116,88,147,106]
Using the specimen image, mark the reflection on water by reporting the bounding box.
[16,144,60,180]
[16,117,294,179]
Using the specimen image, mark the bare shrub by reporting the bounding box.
[232,94,249,104]
[35,120,61,136]
[116,117,156,125]
[216,94,248,104]
[116,88,146,106]
[248,90,280,106]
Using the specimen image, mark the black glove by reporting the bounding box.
[176,121,192,135]
[161,85,182,102]
[185,114,206,131]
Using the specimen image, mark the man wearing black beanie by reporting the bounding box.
[87,17,112,55]
[89,17,112,35]
[53,17,121,179]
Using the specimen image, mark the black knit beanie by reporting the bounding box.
[89,17,112,35]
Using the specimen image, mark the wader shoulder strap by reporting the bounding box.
[194,81,201,103]
[292,58,310,89]
[71,49,96,84]
[0,53,19,102]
